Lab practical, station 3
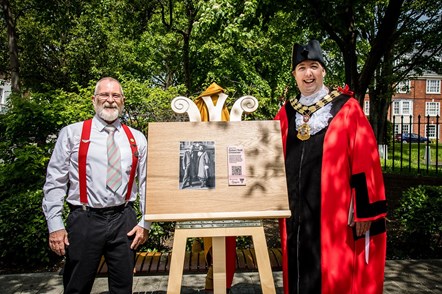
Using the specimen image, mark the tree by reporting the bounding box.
[296,0,404,101]
[1,0,20,92]
[294,0,442,142]
[152,0,307,118]
[156,0,198,94]
[0,0,161,92]
[368,0,442,142]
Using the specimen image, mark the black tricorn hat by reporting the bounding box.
[291,40,325,70]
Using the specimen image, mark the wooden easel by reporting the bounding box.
[145,92,290,293]
[167,220,276,294]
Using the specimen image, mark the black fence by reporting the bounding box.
[380,115,440,176]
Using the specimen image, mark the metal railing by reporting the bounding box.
[380,115,440,175]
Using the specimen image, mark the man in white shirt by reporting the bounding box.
[42,77,149,293]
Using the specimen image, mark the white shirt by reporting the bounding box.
[42,115,150,233]
[295,85,333,135]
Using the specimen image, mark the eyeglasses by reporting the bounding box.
[95,93,124,100]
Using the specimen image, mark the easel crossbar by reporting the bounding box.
[176,220,262,229]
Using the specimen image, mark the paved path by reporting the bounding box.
[0,260,441,293]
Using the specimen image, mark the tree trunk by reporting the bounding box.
[182,33,191,95]
[369,87,392,145]
[369,49,394,144]
[357,0,404,104]
[159,0,196,95]
[1,0,20,92]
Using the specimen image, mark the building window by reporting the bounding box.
[0,81,11,114]
[394,119,411,135]
[426,102,440,116]
[394,124,400,135]
[403,101,411,115]
[426,79,441,94]
[426,124,437,139]
[402,124,411,134]
[0,87,4,113]
[393,100,413,115]
[397,80,410,93]
[393,101,400,115]
[364,100,370,115]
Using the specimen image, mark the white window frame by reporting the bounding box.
[426,79,441,94]
[0,81,11,114]
[393,101,400,115]
[396,80,410,93]
[402,124,411,134]
[364,100,370,116]
[393,119,412,135]
[425,102,440,117]
[402,101,412,115]
[394,124,400,135]
[0,87,4,113]
[426,124,437,139]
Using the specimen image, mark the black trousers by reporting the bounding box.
[63,205,137,294]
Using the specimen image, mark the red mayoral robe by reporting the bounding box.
[275,86,387,294]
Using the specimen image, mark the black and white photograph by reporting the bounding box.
[179,141,215,189]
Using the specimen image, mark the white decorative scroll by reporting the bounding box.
[229,95,259,122]
[171,93,258,122]
[200,92,229,122]
[171,96,202,122]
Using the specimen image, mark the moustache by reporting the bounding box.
[103,104,118,109]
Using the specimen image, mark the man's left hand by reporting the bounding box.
[127,225,149,250]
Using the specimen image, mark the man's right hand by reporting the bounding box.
[49,229,69,256]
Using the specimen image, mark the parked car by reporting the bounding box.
[395,133,431,143]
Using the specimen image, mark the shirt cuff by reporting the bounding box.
[138,219,151,230]
[47,218,66,234]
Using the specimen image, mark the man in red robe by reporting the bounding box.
[275,40,387,294]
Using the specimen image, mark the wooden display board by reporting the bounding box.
[145,120,290,221]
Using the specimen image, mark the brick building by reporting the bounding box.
[364,73,442,142]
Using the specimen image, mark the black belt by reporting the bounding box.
[68,202,133,215]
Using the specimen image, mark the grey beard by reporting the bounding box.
[97,107,121,122]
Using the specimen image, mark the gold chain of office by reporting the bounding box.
[289,90,340,141]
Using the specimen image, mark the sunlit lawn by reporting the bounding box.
[380,142,442,176]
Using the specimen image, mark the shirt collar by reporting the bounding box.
[93,115,122,132]
[299,85,329,105]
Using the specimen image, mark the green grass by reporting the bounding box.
[380,142,442,176]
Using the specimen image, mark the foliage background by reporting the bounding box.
[0,0,441,270]
[388,185,442,259]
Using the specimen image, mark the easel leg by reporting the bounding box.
[212,236,227,294]
[251,227,276,294]
[167,229,187,294]
[166,224,276,294]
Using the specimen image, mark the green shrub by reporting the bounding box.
[391,185,442,259]
[0,189,175,269]
[0,190,58,267]
[142,222,175,252]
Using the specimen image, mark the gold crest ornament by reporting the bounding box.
[290,90,340,141]
[297,121,311,140]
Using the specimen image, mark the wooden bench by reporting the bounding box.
[96,248,283,276]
